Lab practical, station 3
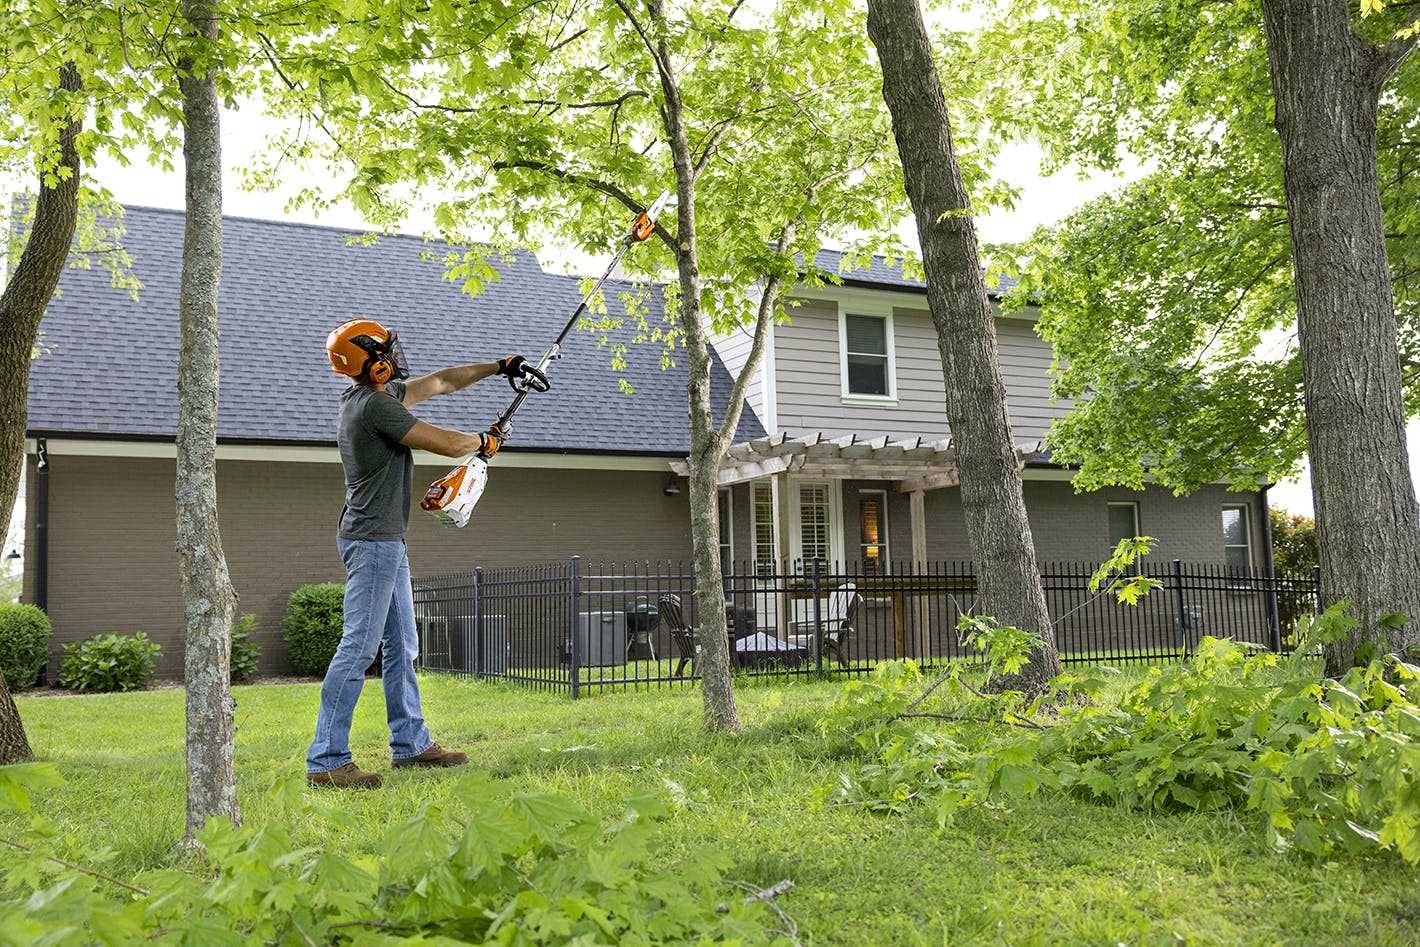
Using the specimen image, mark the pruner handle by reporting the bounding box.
[505,363,551,394]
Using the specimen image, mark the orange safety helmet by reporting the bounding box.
[326,319,409,385]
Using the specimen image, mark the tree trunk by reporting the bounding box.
[178,0,239,844]
[866,0,1061,690]
[650,7,739,732]
[0,673,33,765]
[0,62,83,759]
[1260,0,1420,671]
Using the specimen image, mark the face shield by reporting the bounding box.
[385,333,411,380]
[354,331,411,381]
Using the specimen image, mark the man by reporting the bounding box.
[307,318,526,788]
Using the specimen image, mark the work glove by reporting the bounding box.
[479,425,506,458]
[496,355,527,378]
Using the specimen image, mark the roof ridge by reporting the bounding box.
[109,202,668,291]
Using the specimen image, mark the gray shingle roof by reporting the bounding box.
[808,247,1020,297]
[26,205,764,454]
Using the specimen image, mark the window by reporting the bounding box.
[859,490,890,575]
[799,483,832,569]
[843,313,891,397]
[1107,502,1140,552]
[718,488,733,565]
[752,482,775,575]
[1222,504,1252,573]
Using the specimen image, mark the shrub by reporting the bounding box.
[57,632,160,692]
[230,614,260,683]
[0,603,51,690]
[0,768,788,945]
[282,583,345,676]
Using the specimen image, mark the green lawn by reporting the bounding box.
[8,674,1420,945]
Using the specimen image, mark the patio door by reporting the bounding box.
[750,481,778,633]
[790,479,843,571]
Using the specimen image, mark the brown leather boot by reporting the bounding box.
[307,763,382,789]
[393,742,468,768]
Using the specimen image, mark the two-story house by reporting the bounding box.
[20,206,1270,676]
[699,250,1268,584]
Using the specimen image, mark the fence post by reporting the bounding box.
[568,556,582,700]
[1265,562,1281,654]
[811,557,823,673]
[1171,559,1188,652]
[473,567,483,677]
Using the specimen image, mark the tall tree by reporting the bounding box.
[865,0,1060,689]
[0,58,81,763]
[176,0,239,843]
[965,0,1419,670]
[255,0,905,730]
[1259,0,1419,669]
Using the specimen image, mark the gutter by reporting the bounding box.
[24,429,692,461]
[1260,482,1281,650]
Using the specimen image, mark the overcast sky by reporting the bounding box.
[10,95,1410,545]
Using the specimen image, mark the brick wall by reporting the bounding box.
[24,450,1272,679]
[27,454,694,678]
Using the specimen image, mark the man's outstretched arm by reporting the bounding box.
[401,361,505,406]
[400,420,499,459]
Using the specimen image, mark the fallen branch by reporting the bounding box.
[894,711,1046,731]
[725,878,801,946]
[0,837,149,895]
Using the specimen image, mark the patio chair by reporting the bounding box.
[657,594,699,677]
[821,584,861,668]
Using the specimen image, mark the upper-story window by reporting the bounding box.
[840,310,895,400]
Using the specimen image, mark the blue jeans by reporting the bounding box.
[306,539,432,773]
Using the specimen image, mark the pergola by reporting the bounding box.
[669,431,1050,569]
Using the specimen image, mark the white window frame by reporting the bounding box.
[838,303,898,405]
[717,487,734,565]
[1222,503,1253,572]
[858,488,891,575]
[750,480,777,575]
[1106,501,1141,549]
[789,478,846,570]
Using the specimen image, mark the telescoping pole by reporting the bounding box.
[491,190,671,438]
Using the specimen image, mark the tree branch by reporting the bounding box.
[892,711,1047,731]
[0,837,149,895]
[610,0,670,77]
[522,90,648,110]
[1375,31,1419,86]
[692,117,737,178]
[713,163,863,452]
[490,159,677,249]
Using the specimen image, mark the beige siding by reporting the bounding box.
[710,326,764,430]
[31,455,693,678]
[920,481,1268,565]
[773,297,1069,444]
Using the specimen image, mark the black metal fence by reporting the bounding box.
[411,559,1322,697]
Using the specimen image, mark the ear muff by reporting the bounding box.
[366,356,393,385]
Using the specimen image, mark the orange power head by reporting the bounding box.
[631,190,672,242]
[422,457,489,528]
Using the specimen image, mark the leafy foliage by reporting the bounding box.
[1270,509,1318,577]
[229,613,260,683]
[830,604,1420,862]
[282,583,344,677]
[252,0,914,369]
[0,603,50,690]
[0,766,788,945]
[964,0,1420,492]
[56,632,158,692]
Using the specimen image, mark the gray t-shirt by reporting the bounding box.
[337,381,418,541]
